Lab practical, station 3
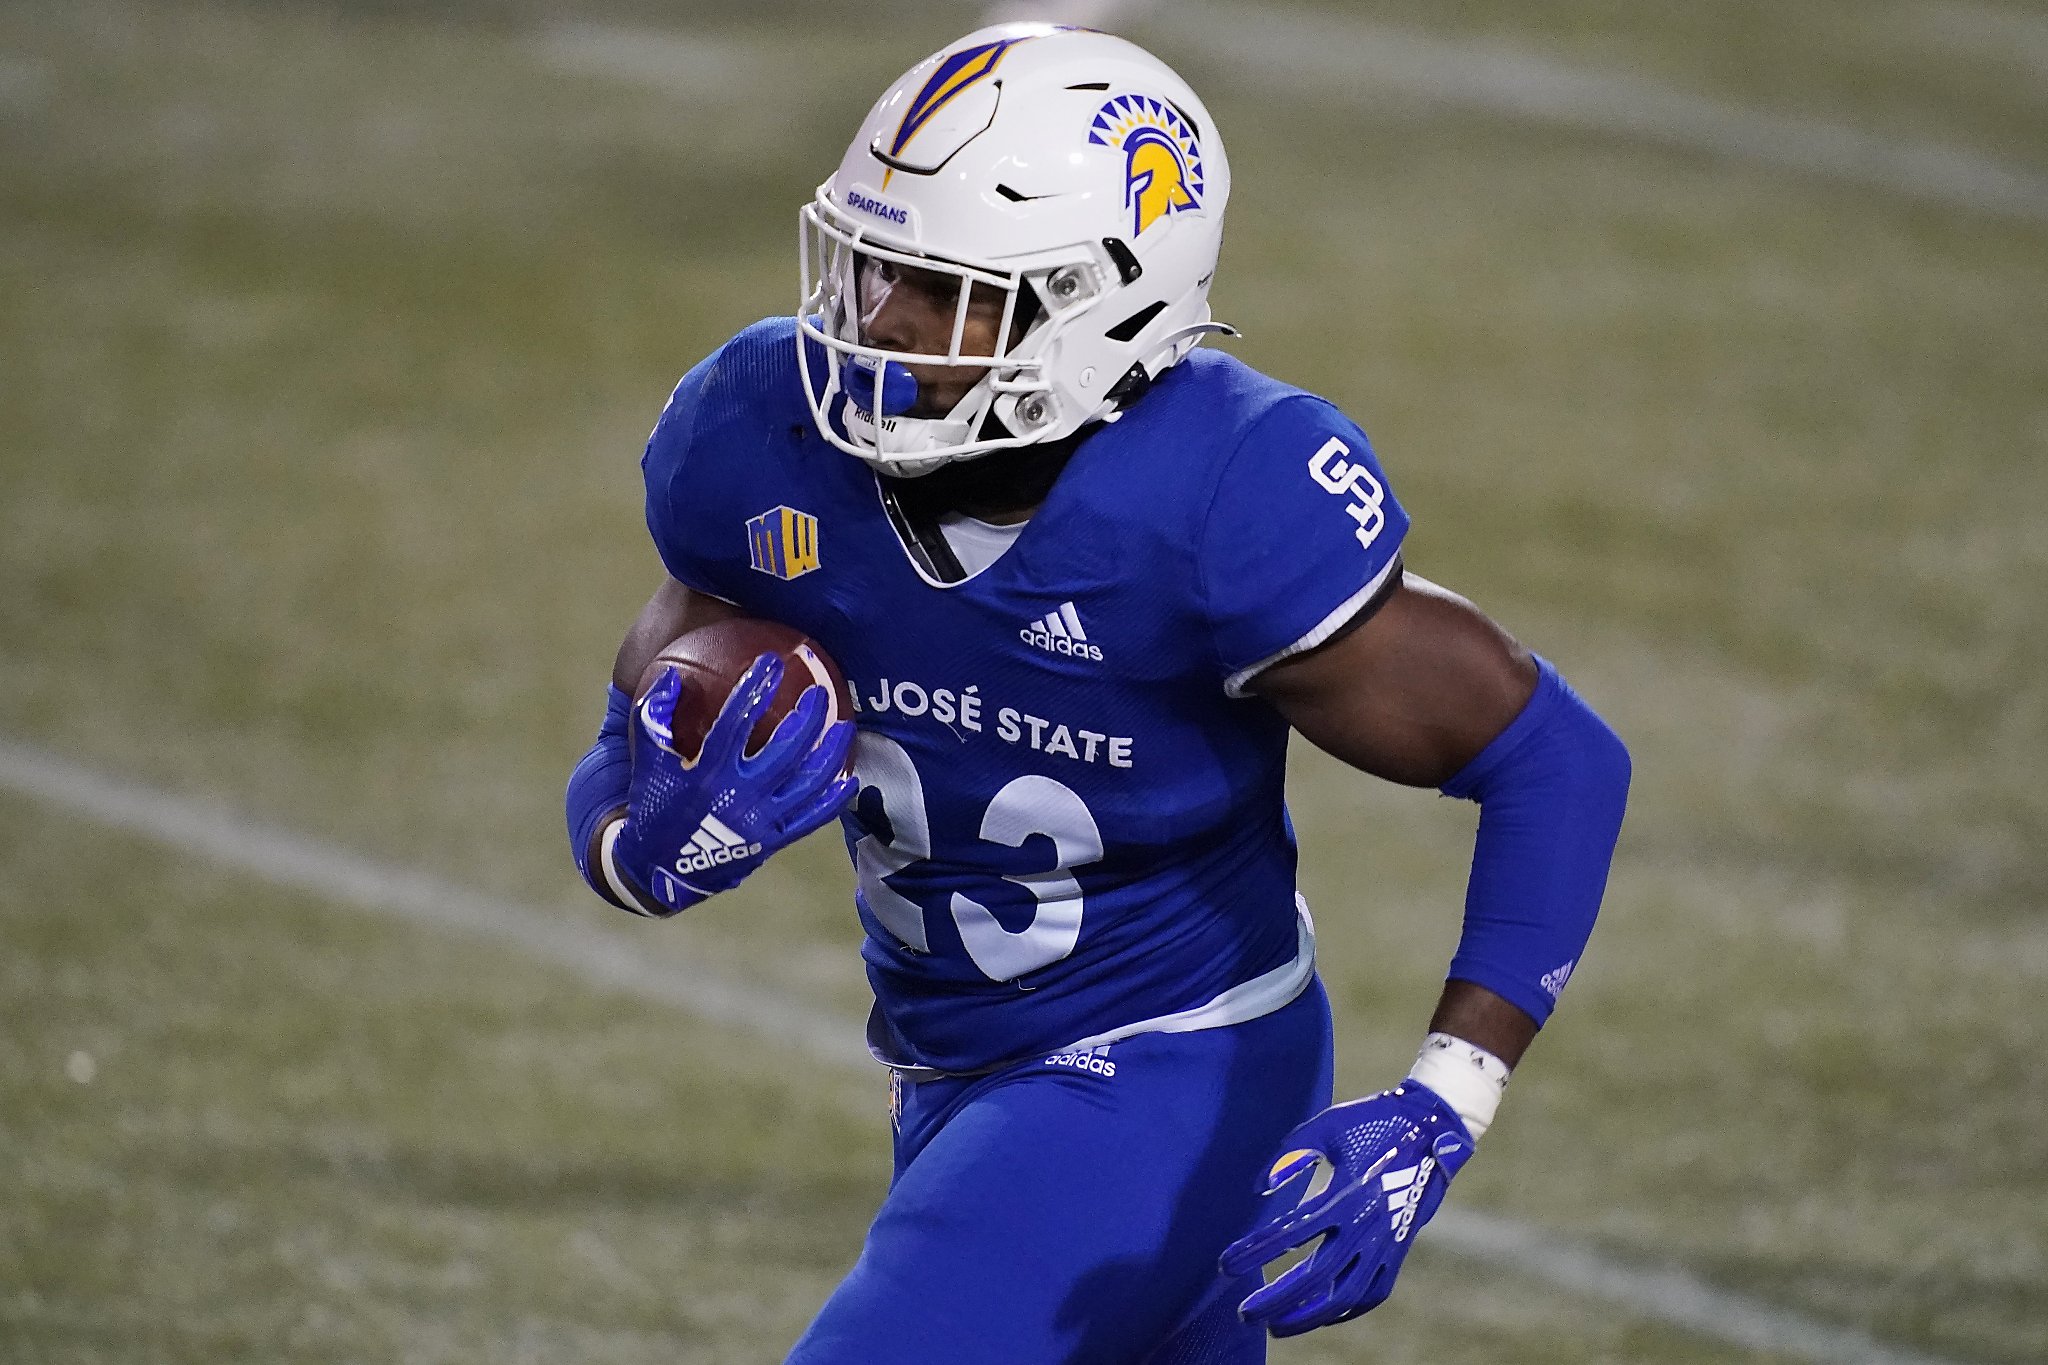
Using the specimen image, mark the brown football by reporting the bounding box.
[634,617,855,764]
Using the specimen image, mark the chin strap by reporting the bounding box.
[1103,320,1243,415]
[1149,320,1240,369]
[1159,319,1242,346]
[842,399,972,475]
[836,319,1242,471]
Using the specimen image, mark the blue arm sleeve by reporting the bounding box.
[1438,657,1631,1026]
[565,685,635,900]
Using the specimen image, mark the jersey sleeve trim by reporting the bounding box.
[1222,553,1404,698]
[645,517,739,602]
[678,580,742,608]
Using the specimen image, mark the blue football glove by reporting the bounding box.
[1220,1082,1474,1337]
[612,653,858,914]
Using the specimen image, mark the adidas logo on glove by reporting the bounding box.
[1382,1156,1437,1244]
[673,814,764,876]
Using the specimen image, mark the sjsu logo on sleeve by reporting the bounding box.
[747,505,822,580]
[1088,95,1205,237]
[1307,437,1389,551]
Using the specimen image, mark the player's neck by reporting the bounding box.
[885,432,1085,525]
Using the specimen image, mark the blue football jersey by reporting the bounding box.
[642,318,1409,1073]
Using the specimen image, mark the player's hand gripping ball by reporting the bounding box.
[612,620,858,914]
[1221,1082,1474,1337]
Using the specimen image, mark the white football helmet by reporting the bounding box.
[798,23,1233,475]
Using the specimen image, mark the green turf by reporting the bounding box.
[0,796,886,1364]
[1185,0,2048,175]
[0,800,1835,1365]
[2,0,2043,1360]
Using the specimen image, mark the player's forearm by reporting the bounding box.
[614,576,746,693]
[1425,979,1536,1068]
[583,811,624,889]
[565,685,668,916]
[1437,657,1631,1029]
[581,809,642,913]
[566,686,631,855]
[567,722,692,918]
[1400,660,1627,1142]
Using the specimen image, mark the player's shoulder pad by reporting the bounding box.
[1167,354,1410,688]
[641,317,802,595]
[1095,348,1323,520]
[1134,350,1379,493]
[641,316,802,487]
[1141,347,1307,451]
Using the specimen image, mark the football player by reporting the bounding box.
[565,24,1630,1363]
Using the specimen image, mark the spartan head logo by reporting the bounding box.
[1088,94,1205,237]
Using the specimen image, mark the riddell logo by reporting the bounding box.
[674,814,763,876]
[1021,601,1103,662]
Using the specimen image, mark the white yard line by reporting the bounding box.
[0,737,1968,1365]
[1158,3,2048,225]
[1433,1210,1964,1365]
[1914,1,2048,82]
[0,55,49,109]
[0,738,870,1072]
[536,8,2048,225]
[534,24,768,101]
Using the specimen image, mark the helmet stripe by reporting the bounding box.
[889,39,1017,158]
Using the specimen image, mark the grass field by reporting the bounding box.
[2,0,2045,1360]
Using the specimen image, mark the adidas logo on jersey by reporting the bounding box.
[1042,1044,1117,1078]
[1020,601,1103,662]
[673,814,764,876]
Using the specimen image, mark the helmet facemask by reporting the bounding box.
[796,24,1232,476]
[799,192,1114,476]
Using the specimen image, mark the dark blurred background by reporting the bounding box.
[3,1,2044,1360]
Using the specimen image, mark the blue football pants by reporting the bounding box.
[787,978,1335,1364]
